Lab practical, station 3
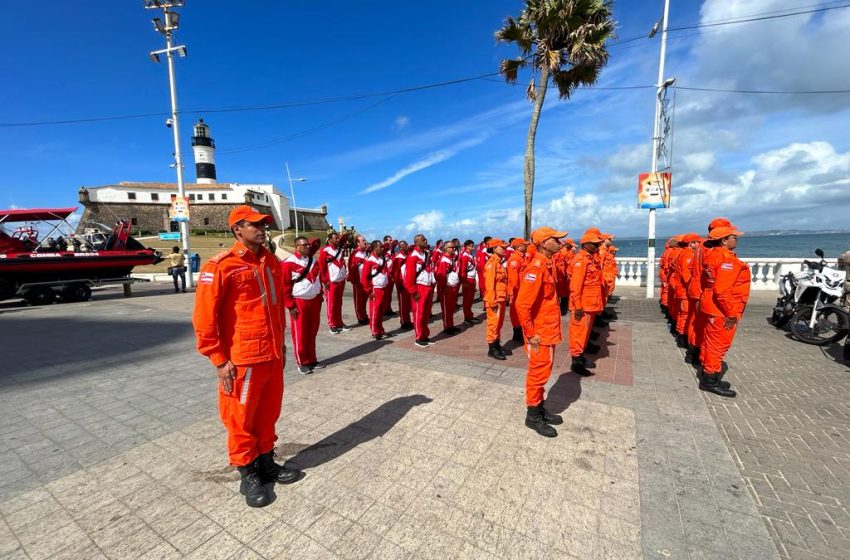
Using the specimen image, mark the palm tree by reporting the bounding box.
[496,0,615,238]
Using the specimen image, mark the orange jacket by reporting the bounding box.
[659,248,671,284]
[666,247,683,292]
[674,247,695,299]
[506,250,527,297]
[700,246,751,318]
[600,246,618,286]
[569,249,604,312]
[552,247,574,297]
[483,253,508,305]
[687,245,705,300]
[514,251,561,345]
[193,241,286,367]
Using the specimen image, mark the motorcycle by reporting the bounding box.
[771,248,849,345]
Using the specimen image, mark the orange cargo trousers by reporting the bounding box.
[485,302,505,343]
[701,316,738,374]
[525,344,555,406]
[686,299,703,348]
[675,297,690,335]
[219,358,284,466]
[568,312,596,357]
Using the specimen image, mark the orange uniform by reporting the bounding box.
[674,246,695,336]
[193,241,286,466]
[699,246,751,375]
[506,250,527,328]
[515,251,562,407]
[552,246,575,298]
[666,246,682,324]
[483,253,508,343]
[686,243,706,349]
[599,245,618,301]
[659,245,672,307]
[568,249,605,357]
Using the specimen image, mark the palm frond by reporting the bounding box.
[526,76,537,102]
[499,57,530,84]
[495,16,534,55]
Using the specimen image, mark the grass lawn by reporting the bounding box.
[133,229,327,273]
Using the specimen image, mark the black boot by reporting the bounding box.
[496,340,512,356]
[699,372,736,398]
[578,354,596,369]
[717,369,732,390]
[540,401,563,425]
[487,342,506,361]
[585,343,601,354]
[238,461,271,508]
[684,345,697,364]
[559,297,569,316]
[675,334,688,349]
[256,451,303,485]
[571,356,593,377]
[512,327,524,343]
[589,330,600,341]
[525,405,557,437]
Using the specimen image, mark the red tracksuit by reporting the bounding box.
[435,253,460,330]
[459,248,477,321]
[348,249,369,322]
[393,250,411,326]
[282,253,323,367]
[317,243,347,329]
[382,242,397,314]
[361,253,392,337]
[404,247,436,341]
[475,244,489,301]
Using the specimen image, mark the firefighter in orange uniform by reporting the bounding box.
[666,235,684,327]
[659,237,678,315]
[569,230,606,376]
[506,238,529,342]
[484,238,511,360]
[673,233,701,347]
[553,239,576,315]
[699,225,749,397]
[193,206,302,509]
[515,227,567,438]
[687,218,734,365]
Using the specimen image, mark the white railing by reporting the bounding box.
[614,257,841,291]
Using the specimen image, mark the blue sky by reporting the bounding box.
[2,0,849,240]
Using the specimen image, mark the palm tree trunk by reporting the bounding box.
[523,65,548,239]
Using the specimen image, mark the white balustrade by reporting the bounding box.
[613,257,840,291]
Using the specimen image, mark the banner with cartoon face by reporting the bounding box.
[638,172,671,209]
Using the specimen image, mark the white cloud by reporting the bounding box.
[393,115,410,131]
[404,210,445,233]
[359,136,487,194]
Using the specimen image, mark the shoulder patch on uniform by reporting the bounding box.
[200,271,215,284]
[208,249,231,264]
[720,263,734,270]
[524,272,537,282]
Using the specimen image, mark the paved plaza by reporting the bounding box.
[0,282,847,559]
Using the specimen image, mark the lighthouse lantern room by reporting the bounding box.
[191,118,217,184]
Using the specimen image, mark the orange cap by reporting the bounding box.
[708,226,744,240]
[510,238,529,248]
[580,229,604,244]
[708,217,732,232]
[601,232,615,240]
[562,238,575,247]
[682,232,701,243]
[487,238,508,249]
[228,205,273,227]
[530,227,568,245]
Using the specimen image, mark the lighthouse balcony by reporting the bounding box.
[191,137,215,148]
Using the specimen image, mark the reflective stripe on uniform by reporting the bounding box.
[255,271,268,306]
[266,266,278,305]
[240,367,253,404]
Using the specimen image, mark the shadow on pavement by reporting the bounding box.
[546,373,583,415]
[323,338,395,367]
[285,394,433,470]
[0,316,193,379]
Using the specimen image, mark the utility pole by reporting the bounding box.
[146,0,193,287]
[646,0,671,299]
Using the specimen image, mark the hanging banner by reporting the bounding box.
[638,172,672,209]
[170,196,191,222]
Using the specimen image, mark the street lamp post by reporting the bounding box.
[285,162,307,238]
[645,0,671,299]
[146,0,194,287]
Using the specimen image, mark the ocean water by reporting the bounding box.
[614,233,850,259]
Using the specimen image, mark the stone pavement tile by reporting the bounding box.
[0,548,29,560]
[248,520,302,559]
[0,519,20,557]
[332,523,383,560]
[137,541,182,560]
[384,515,428,553]
[166,516,223,555]
[18,520,91,560]
[184,531,244,560]
[206,494,276,544]
[279,533,342,560]
[305,509,355,549]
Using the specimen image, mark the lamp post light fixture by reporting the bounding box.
[145,0,193,287]
[285,162,307,239]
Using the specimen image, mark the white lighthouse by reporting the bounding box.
[191,118,217,184]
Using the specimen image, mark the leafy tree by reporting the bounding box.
[496,0,615,237]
